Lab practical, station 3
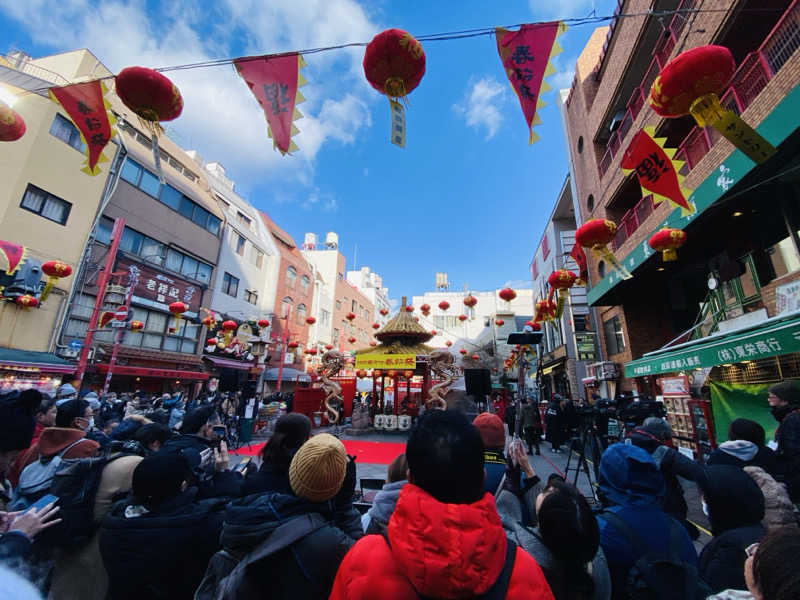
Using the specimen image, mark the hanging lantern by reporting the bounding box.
[405,305,414,313]
[445,340,452,347]
[379,308,389,316]
[288,341,299,350]
[438,301,450,312]
[404,370,414,378]
[649,228,687,262]
[0,100,25,142]
[115,67,183,181]
[420,303,431,315]
[305,316,316,325]
[430,329,437,335]
[525,320,535,328]
[15,294,38,308]
[257,318,269,328]
[363,29,426,148]
[206,337,217,346]
[369,341,377,346]
[39,260,73,302]
[348,336,356,344]
[457,314,468,322]
[530,322,541,331]
[130,320,144,332]
[547,269,578,318]
[305,347,317,356]
[495,319,504,326]
[534,300,556,323]
[168,301,188,332]
[463,295,477,308]
[650,45,774,165]
[221,319,238,343]
[346,312,356,321]
[471,354,480,361]
[498,287,516,305]
[576,218,632,280]
[202,315,216,329]
[459,348,467,355]
[372,322,380,329]
[356,369,366,378]
[324,344,334,350]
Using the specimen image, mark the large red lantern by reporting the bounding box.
[206,337,217,346]
[346,312,356,322]
[650,45,774,164]
[15,294,38,308]
[405,305,414,313]
[420,303,431,315]
[438,301,450,312]
[305,316,316,325]
[576,218,631,280]
[257,318,269,328]
[648,228,687,262]
[445,340,452,347]
[304,347,317,356]
[547,270,577,318]
[471,354,480,361]
[457,314,468,322]
[459,348,467,355]
[379,308,389,316]
[463,295,477,308]
[168,301,188,332]
[348,336,356,344]
[495,319,504,326]
[40,260,73,302]
[221,319,237,343]
[202,315,216,328]
[498,287,516,303]
[0,101,26,142]
[372,322,380,330]
[324,344,334,350]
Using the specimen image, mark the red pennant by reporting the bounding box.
[570,242,588,284]
[621,127,694,215]
[49,81,115,175]
[0,240,25,274]
[496,22,564,143]
[234,54,304,155]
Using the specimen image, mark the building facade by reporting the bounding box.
[347,266,392,328]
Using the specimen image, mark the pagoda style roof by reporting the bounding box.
[374,299,433,346]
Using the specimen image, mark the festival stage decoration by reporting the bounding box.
[457,314,468,322]
[621,126,693,216]
[235,53,306,155]
[649,228,687,262]
[575,218,632,280]
[305,316,316,325]
[130,320,144,332]
[15,294,38,308]
[495,21,566,144]
[570,243,588,285]
[221,319,237,344]
[49,81,116,175]
[650,45,775,164]
[114,67,183,182]
[168,301,188,332]
[0,101,26,142]
[39,260,72,302]
[363,28,426,148]
[547,269,577,318]
[438,301,450,312]
[463,295,477,308]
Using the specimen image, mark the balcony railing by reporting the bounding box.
[611,195,655,250]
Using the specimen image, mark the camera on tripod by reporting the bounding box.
[617,398,665,427]
[575,400,616,437]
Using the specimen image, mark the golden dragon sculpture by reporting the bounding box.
[318,350,345,424]
[425,349,459,410]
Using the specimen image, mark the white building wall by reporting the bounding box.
[347,266,391,327]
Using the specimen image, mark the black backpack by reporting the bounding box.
[601,511,710,600]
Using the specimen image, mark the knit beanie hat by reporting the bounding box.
[132,454,189,504]
[641,417,673,442]
[289,433,347,502]
[0,389,41,452]
[472,412,505,449]
[769,381,800,406]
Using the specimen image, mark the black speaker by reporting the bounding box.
[464,368,492,396]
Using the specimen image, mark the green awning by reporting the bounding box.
[625,312,800,378]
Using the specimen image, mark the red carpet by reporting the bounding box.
[232,439,406,465]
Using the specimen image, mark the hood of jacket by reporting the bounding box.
[598,443,664,507]
[386,483,508,598]
[36,427,90,457]
[367,480,406,525]
[699,465,765,535]
[220,491,333,550]
[718,440,759,461]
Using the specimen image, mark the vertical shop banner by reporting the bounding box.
[709,380,775,443]
[621,126,694,215]
[495,21,566,144]
[234,54,306,155]
[49,81,116,175]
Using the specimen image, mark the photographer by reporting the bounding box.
[546,395,566,453]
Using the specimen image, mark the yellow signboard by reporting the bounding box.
[354,353,416,370]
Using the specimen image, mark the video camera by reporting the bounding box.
[575,399,617,436]
[617,398,665,427]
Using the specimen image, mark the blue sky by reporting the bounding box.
[1,0,616,298]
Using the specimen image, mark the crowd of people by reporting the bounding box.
[0,380,799,599]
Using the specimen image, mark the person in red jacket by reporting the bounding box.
[329,410,554,600]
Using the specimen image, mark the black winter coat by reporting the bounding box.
[211,491,363,600]
[159,434,242,499]
[99,488,226,600]
[239,461,292,497]
[774,408,800,501]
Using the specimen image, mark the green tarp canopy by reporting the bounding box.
[709,380,776,443]
[624,312,800,378]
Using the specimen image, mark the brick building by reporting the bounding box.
[560,0,800,402]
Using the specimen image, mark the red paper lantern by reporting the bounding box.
[459,348,467,355]
[305,348,317,355]
[576,218,616,249]
[363,29,426,99]
[445,340,452,347]
[115,67,183,124]
[457,314,468,322]
[15,294,38,308]
[40,260,73,302]
[498,287,516,303]
[471,354,480,361]
[548,270,577,293]
[404,370,414,378]
[420,303,431,314]
[346,312,356,321]
[130,320,144,332]
[649,45,735,118]
[430,329,437,335]
[379,308,389,316]
[525,320,535,327]
[495,319,504,326]
[530,322,541,331]
[202,315,216,328]
[169,301,188,332]
[348,336,356,344]
[305,316,316,325]
[288,341,299,349]
[438,301,450,312]
[463,295,477,308]
[325,344,333,350]
[257,318,269,328]
[206,337,217,346]
[0,101,25,142]
[372,322,380,329]
[369,341,377,346]
[649,228,687,262]
[405,305,414,313]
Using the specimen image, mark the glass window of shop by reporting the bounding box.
[123,306,199,354]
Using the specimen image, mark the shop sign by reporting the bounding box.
[354,353,416,369]
[776,281,800,316]
[116,257,201,314]
[659,375,689,396]
[625,316,800,378]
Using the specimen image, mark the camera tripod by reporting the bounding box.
[563,423,605,503]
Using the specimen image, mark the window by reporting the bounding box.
[573,314,589,332]
[120,227,212,283]
[286,266,297,288]
[767,236,800,279]
[248,245,264,268]
[192,206,209,228]
[118,305,199,354]
[180,256,199,279]
[296,304,307,324]
[235,234,246,256]
[222,272,239,297]
[49,114,86,152]
[94,216,114,245]
[206,215,221,236]
[300,274,310,294]
[320,309,330,325]
[333,328,339,343]
[160,184,182,210]
[351,299,357,312]
[598,260,606,278]
[20,185,72,225]
[282,297,293,317]
[179,195,195,220]
[336,300,342,310]
[165,248,183,272]
[141,237,165,266]
[121,159,143,185]
[603,315,625,355]
[139,169,160,198]
[119,227,143,254]
[244,289,258,305]
[196,263,212,284]
[237,212,252,228]
[577,136,584,154]
[587,194,594,212]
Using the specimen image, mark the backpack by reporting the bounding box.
[10,439,87,509]
[380,530,517,600]
[195,513,327,600]
[600,511,710,600]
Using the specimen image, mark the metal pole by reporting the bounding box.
[102,264,139,394]
[275,305,291,391]
[75,217,125,384]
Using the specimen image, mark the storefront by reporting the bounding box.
[0,348,75,395]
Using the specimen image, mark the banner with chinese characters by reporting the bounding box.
[354,353,416,370]
[49,81,116,175]
[495,21,566,144]
[234,54,306,155]
[116,257,200,315]
[0,240,26,275]
[621,126,694,216]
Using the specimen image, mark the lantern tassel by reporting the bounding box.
[40,276,57,303]
[172,313,182,332]
[389,99,406,148]
[662,248,678,261]
[594,246,633,280]
[555,289,569,319]
[151,131,166,184]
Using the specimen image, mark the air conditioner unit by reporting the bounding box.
[596,361,620,381]
[58,348,79,359]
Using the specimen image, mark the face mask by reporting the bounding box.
[701,500,709,517]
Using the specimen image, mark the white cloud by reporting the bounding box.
[549,53,577,92]
[528,0,598,19]
[301,189,339,212]
[0,0,380,188]
[452,76,506,140]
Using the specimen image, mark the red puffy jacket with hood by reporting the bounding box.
[329,483,553,600]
